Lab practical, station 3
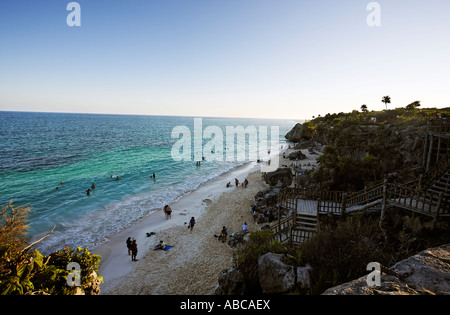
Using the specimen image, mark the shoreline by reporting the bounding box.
[94,147,319,294]
[93,159,265,293]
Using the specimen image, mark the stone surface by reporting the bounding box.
[285,123,303,143]
[215,267,246,295]
[288,150,307,161]
[258,253,296,294]
[264,168,293,187]
[322,244,450,295]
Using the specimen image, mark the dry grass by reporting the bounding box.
[0,201,31,249]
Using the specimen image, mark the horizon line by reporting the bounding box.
[0,109,305,122]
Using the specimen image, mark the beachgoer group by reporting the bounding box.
[126,237,138,261]
[228,178,249,188]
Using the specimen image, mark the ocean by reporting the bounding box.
[0,111,296,254]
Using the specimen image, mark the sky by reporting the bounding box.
[0,0,449,120]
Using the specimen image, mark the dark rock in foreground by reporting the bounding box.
[322,244,450,295]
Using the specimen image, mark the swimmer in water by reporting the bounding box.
[86,188,91,196]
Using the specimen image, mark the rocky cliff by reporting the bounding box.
[323,244,450,295]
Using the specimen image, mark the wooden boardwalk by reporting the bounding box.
[272,172,450,245]
[272,121,449,245]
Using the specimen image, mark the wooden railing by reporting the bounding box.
[273,154,450,243]
[428,119,450,133]
[346,181,384,207]
[271,215,295,244]
[419,153,450,190]
[388,183,449,215]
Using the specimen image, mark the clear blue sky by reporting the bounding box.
[1,0,449,119]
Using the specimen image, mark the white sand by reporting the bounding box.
[93,161,267,294]
[94,148,319,295]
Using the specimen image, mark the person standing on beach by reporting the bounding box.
[235,178,239,187]
[164,205,172,220]
[131,239,138,261]
[220,226,228,243]
[188,217,196,233]
[126,237,132,255]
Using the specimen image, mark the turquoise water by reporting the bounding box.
[0,112,295,253]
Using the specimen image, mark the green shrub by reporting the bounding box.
[0,245,102,295]
[1,202,102,295]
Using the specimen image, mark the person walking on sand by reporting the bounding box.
[131,239,138,261]
[188,217,196,233]
[164,205,172,220]
[126,237,132,255]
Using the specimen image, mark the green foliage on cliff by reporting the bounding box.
[0,202,102,295]
[297,106,450,192]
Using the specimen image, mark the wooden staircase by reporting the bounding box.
[428,169,450,200]
[272,120,450,245]
[291,214,319,244]
[272,161,450,246]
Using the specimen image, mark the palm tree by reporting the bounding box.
[382,96,391,110]
[361,104,368,114]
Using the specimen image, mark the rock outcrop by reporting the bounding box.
[285,123,303,143]
[215,252,312,295]
[257,253,312,294]
[253,186,280,210]
[322,244,450,295]
[288,150,307,161]
[228,231,250,248]
[215,268,246,295]
[264,168,293,187]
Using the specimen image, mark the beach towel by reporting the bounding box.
[163,245,173,251]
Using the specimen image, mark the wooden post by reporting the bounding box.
[380,179,387,221]
[417,174,423,192]
[294,198,298,226]
[317,198,321,216]
[432,192,443,230]
[422,129,429,168]
[277,202,281,235]
[426,134,434,172]
[437,137,442,164]
[341,193,347,217]
[288,226,293,246]
[316,198,320,232]
[364,186,368,203]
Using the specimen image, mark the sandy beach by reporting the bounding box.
[94,148,319,295]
